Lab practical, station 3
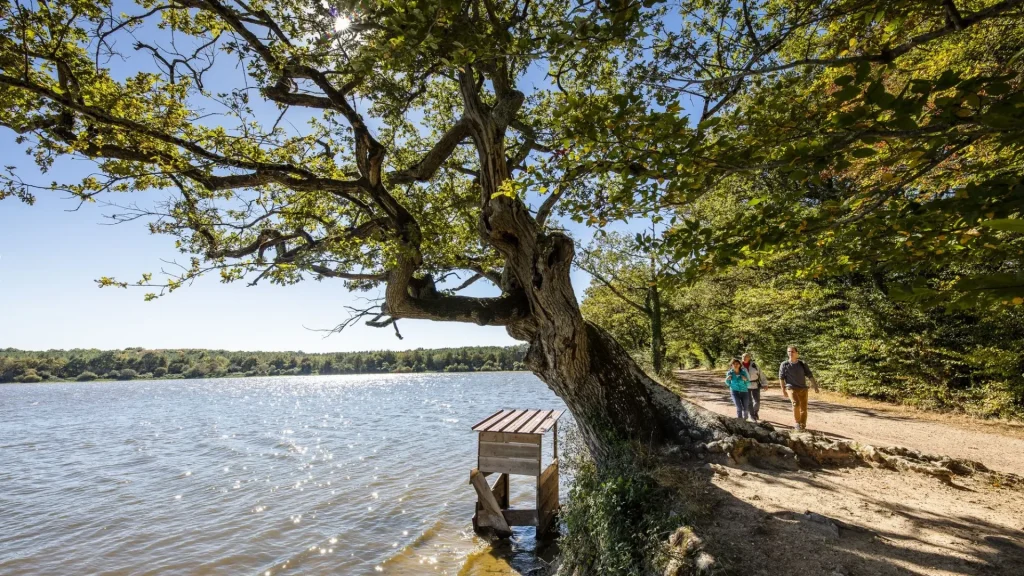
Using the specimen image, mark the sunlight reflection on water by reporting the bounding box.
[0,372,567,575]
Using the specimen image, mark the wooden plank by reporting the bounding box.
[479,441,542,460]
[500,409,538,433]
[479,456,541,476]
[491,473,509,510]
[486,409,526,433]
[539,476,559,512]
[502,509,539,526]
[479,431,541,445]
[470,469,511,534]
[472,409,511,431]
[517,409,551,434]
[537,459,559,538]
[535,409,565,434]
[539,459,559,489]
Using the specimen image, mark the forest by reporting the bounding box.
[0,345,527,383]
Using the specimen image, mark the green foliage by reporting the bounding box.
[639,1,1024,310]
[558,426,701,576]
[0,346,528,383]
[560,461,666,575]
[647,267,1024,419]
[14,369,43,383]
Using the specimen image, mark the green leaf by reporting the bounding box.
[833,85,861,103]
[979,219,1024,232]
[697,116,721,130]
[851,148,877,158]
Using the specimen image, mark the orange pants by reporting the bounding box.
[789,388,809,427]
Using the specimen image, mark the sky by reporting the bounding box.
[0,2,660,354]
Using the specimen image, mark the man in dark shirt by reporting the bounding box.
[779,345,818,431]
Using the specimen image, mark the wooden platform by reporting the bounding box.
[470,408,563,539]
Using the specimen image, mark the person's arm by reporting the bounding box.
[778,363,788,398]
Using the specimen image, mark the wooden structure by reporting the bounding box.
[469,408,564,538]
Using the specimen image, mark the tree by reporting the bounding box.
[597,0,1024,308]
[0,0,734,458]
[578,231,679,374]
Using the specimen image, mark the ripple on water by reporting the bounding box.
[0,373,568,574]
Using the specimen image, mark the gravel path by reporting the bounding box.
[672,370,1024,476]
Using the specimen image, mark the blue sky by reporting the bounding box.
[0,3,665,353]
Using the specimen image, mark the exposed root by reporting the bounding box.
[647,378,1022,488]
[704,426,1022,488]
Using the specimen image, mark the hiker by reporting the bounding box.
[779,345,818,431]
[742,352,768,422]
[725,357,752,420]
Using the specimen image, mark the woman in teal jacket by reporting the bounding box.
[725,357,752,420]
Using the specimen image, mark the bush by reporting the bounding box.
[152,366,168,377]
[116,369,138,380]
[106,370,119,379]
[183,366,207,379]
[557,426,706,576]
[76,371,98,381]
[14,370,43,383]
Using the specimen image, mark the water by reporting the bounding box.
[0,373,568,575]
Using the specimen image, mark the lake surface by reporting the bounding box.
[0,373,568,575]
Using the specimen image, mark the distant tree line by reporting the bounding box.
[0,345,528,383]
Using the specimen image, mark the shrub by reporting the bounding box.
[152,366,168,377]
[183,366,207,379]
[116,369,138,380]
[14,370,43,383]
[105,370,119,379]
[557,426,707,576]
[76,371,98,381]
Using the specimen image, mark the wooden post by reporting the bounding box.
[492,473,510,510]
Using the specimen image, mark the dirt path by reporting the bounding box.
[699,464,1024,576]
[672,370,1024,476]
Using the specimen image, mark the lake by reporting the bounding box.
[0,373,568,575]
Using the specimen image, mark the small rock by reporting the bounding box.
[707,463,730,476]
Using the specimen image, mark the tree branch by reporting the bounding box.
[388,118,473,184]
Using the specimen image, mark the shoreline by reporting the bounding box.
[0,369,531,385]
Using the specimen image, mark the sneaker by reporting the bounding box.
[793,424,802,431]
